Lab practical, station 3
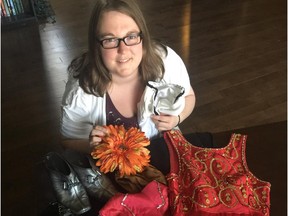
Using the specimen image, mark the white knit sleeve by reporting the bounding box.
[162,47,193,96]
[60,77,106,139]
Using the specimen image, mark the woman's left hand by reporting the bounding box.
[151,114,179,131]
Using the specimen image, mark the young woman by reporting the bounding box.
[60,0,196,154]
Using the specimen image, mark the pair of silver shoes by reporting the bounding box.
[44,150,118,215]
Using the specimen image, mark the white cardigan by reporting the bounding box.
[60,46,192,139]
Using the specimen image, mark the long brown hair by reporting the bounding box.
[68,0,167,97]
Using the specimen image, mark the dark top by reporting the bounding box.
[105,93,213,175]
[106,93,139,129]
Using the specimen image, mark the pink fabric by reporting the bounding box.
[164,130,271,216]
[99,180,169,216]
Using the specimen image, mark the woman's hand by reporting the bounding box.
[89,125,108,147]
[151,114,179,131]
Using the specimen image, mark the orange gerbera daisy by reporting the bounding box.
[91,125,151,177]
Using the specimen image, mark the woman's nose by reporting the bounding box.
[117,40,129,53]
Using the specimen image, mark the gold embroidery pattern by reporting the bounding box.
[166,130,271,215]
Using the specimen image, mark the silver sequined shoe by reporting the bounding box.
[64,150,118,202]
[44,152,91,215]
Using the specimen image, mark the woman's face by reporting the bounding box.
[98,11,143,79]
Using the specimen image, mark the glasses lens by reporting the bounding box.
[102,38,118,49]
[124,34,141,46]
[99,32,142,49]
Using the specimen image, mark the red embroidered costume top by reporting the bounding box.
[164,130,271,216]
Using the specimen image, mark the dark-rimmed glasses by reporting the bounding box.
[97,32,143,49]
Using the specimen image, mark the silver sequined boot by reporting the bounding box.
[44,152,91,215]
[64,150,118,202]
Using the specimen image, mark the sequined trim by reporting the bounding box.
[120,181,167,215]
[165,130,271,215]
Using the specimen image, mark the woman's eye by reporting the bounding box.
[102,38,117,44]
[104,38,116,43]
[127,35,137,40]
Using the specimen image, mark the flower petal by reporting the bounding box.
[91,125,151,176]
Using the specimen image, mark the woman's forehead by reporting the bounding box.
[98,11,140,36]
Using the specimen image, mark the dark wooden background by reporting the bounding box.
[1,0,286,215]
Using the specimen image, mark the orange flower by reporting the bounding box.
[91,125,151,177]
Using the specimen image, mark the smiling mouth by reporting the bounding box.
[118,58,130,63]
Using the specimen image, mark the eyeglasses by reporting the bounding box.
[98,32,143,49]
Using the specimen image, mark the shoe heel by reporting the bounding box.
[45,152,91,215]
[64,150,118,202]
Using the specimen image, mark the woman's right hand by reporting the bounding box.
[89,125,108,148]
